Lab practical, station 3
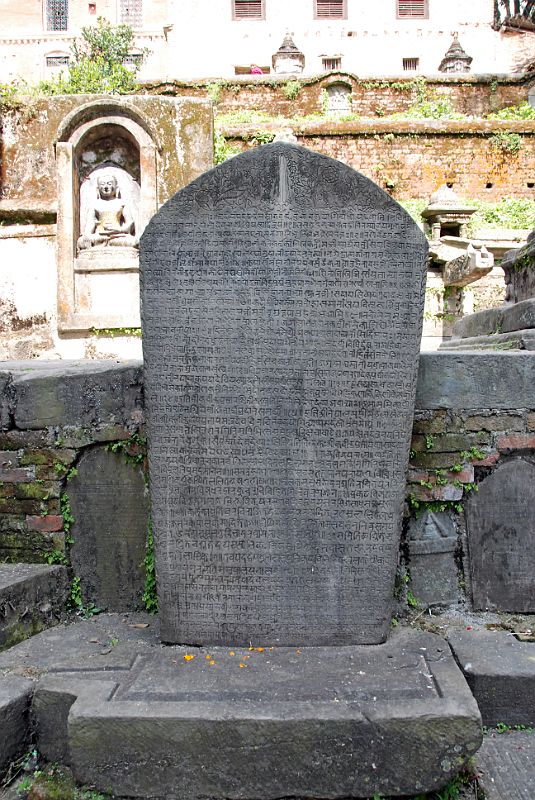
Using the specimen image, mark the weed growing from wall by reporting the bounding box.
[282,80,301,100]
[489,132,524,155]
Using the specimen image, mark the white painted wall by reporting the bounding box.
[0,0,533,84]
[164,0,532,78]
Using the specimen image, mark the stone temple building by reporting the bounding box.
[1,0,535,83]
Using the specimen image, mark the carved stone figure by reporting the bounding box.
[78,172,138,250]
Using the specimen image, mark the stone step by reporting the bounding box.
[0,563,68,651]
[448,629,535,727]
[477,731,535,800]
[0,675,33,776]
[0,616,482,799]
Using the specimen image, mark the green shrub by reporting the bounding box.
[37,17,148,95]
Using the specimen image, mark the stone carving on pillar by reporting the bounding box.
[55,100,158,333]
[438,33,473,74]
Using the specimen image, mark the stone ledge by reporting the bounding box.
[2,353,535,426]
[0,674,33,776]
[0,564,69,650]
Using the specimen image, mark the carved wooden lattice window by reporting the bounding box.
[232,0,265,19]
[120,0,142,28]
[397,0,428,18]
[315,0,347,18]
[46,0,68,31]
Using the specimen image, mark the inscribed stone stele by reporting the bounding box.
[467,458,535,612]
[140,143,427,646]
[69,447,149,612]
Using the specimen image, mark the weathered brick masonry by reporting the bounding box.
[143,73,534,119]
[223,120,535,201]
[1,355,534,612]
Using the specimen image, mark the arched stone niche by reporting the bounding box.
[56,102,158,332]
[325,82,352,114]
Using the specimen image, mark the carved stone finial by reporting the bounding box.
[272,32,305,75]
[439,33,473,73]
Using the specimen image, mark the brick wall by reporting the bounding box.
[221,119,535,201]
[144,73,535,119]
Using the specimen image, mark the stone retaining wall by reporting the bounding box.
[1,355,533,613]
[143,73,535,119]
[222,119,535,202]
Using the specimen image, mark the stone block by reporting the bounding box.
[450,307,503,339]
[0,563,68,649]
[0,360,143,431]
[23,625,481,799]
[466,459,535,612]
[502,298,535,333]
[408,537,459,606]
[0,675,33,776]
[449,630,535,726]
[465,413,525,432]
[416,352,535,410]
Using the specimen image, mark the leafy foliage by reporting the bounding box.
[469,197,535,230]
[214,128,241,164]
[38,17,148,95]
[142,519,158,613]
[487,102,535,120]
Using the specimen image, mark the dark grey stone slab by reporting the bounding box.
[140,142,427,647]
[415,351,535,409]
[0,360,143,430]
[68,447,149,612]
[13,624,479,800]
[0,675,33,776]
[466,459,535,612]
[448,630,535,726]
[477,732,535,800]
[0,564,68,649]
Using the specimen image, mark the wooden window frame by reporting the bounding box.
[314,0,347,21]
[396,0,428,20]
[232,0,265,20]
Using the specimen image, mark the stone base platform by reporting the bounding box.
[0,615,482,798]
